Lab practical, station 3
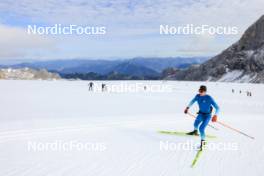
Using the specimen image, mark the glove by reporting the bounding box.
[212,115,217,122]
[184,107,189,114]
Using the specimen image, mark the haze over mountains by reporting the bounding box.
[0,57,209,79]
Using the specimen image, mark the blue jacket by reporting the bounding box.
[188,94,220,115]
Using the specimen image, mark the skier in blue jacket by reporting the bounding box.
[184,85,219,149]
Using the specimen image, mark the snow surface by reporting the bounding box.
[0,80,263,176]
[218,70,244,82]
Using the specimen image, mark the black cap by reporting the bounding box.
[199,85,207,92]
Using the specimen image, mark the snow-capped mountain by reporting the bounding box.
[166,15,264,83]
[0,68,61,80]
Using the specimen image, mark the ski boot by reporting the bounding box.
[199,140,207,150]
[186,129,198,136]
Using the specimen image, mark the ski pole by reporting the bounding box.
[187,112,219,131]
[216,120,255,140]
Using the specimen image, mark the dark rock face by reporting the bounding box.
[238,15,264,51]
[168,15,264,83]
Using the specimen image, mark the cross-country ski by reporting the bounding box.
[158,131,217,139]
[191,149,203,167]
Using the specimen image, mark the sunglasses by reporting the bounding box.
[199,89,206,93]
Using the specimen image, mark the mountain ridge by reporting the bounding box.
[0,57,209,79]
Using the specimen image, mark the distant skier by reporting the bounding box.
[184,85,220,149]
[102,83,107,92]
[88,82,94,91]
[246,91,252,97]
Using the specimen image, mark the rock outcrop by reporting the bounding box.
[0,68,61,80]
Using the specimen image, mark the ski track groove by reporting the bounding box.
[0,119,173,143]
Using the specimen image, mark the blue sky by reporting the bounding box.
[0,0,263,60]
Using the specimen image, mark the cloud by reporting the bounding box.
[0,0,263,27]
[0,0,263,58]
[0,25,57,59]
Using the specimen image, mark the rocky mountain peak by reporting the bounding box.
[237,15,264,51]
